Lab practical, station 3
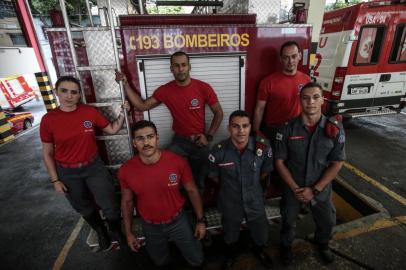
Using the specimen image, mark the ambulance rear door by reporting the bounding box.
[339,25,385,109]
[374,20,406,109]
[342,6,406,112]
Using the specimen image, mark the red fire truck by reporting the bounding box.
[312,0,406,117]
[46,13,312,244]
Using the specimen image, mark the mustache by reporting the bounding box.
[143,145,153,150]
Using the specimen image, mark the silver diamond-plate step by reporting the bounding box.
[86,199,280,248]
[347,108,398,118]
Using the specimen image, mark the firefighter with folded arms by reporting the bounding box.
[208,110,274,270]
[40,76,128,252]
[115,51,223,193]
[275,82,346,265]
[118,120,206,269]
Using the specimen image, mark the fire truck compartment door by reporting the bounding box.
[137,54,246,147]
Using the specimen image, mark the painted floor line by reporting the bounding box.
[333,215,406,240]
[52,217,84,270]
[343,162,406,206]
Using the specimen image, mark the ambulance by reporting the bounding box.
[312,0,406,117]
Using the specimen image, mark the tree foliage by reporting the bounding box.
[30,0,95,15]
[325,0,364,11]
[146,6,185,14]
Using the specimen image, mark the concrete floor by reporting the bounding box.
[0,104,405,270]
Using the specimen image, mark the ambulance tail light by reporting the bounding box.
[330,67,347,100]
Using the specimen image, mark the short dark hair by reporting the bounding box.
[300,82,323,95]
[132,120,157,135]
[229,110,250,123]
[170,51,190,65]
[55,76,81,91]
[280,41,300,56]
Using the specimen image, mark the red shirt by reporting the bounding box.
[257,71,310,127]
[118,150,193,222]
[153,79,219,136]
[40,104,109,163]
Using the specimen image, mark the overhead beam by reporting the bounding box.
[156,1,223,7]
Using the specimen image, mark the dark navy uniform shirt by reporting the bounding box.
[274,115,346,201]
[208,137,273,221]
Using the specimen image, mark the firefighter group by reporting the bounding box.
[40,40,345,270]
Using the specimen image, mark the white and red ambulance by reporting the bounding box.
[312,0,406,117]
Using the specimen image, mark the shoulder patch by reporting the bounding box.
[338,134,346,144]
[328,115,343,127]
[267,148,273,158]
[208,153,216,163]
[256,148,263,156]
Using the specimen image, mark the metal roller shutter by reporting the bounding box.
[137,53,246,147]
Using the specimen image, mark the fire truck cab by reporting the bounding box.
[312,0,406,117]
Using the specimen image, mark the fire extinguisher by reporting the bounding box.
[293,3,307,24]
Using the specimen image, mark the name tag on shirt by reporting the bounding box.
[288,136,305,140]
[218,162,235,167]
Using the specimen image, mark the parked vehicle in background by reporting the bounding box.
[4,110,34,135]
[312,0,406,118]
[0,76,36,109]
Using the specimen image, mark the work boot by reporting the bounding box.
[222,258,235,270]
[188,266,203,270]
[107,219,130,252]
[253,245,272,269]
[279,245,293,266]
[83,211,112,252]
[222,242,239,270]
[156,264,174,270]
[318,244,334,264]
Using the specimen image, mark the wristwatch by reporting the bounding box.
[196,216,207,225]
[205,134,213,142]
[312,186,321,196]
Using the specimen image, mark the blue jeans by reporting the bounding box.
[167,135,209,192]
[141,211,204,267]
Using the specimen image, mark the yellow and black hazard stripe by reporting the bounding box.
[0,106,14,144]
[35,72,57,111]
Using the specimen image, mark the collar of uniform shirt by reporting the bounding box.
[299,114,327,128]
[227,137,256,152]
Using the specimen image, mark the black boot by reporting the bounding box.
[107,219,130,252]
[318,243,334,264]
[279,245,293,266]
[83,211,112,252]
[223,242,239,270]
[253,245,272,269]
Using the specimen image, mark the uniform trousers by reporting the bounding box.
[222,212,269,246]
[280,190,336,247]
[56,157,120,220]
[141,211,204,267]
